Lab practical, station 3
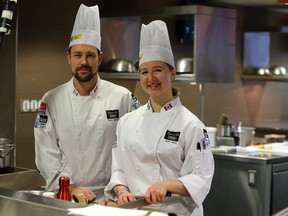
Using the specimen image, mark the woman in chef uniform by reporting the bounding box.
[34,4,140,202]
[104,20,214,215]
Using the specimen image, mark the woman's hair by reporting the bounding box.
[166,63,180,97]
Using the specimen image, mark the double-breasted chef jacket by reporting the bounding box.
[105,97,214,215]
[34,76,140,201]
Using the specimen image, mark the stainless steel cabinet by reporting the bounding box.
[203,153,288,216]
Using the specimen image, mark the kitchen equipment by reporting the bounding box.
[204,152,288,216]
[176,57,193,74]
[45,162,67,192]
[119,192,172,209]
[242,126,255,146]
[257,67,271,76]
[0,138,12,144]
[206,127,217,147]
[119,195,195,216]
[217,124,234,137]
[270,66,287,76]
[272,162,288,214]
[118,198,148,209]
[0,138,15,168]
[103,59,136,73]
[233,122,246,147]
[264,134,286,143]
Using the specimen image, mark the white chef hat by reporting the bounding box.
[69,4,101,50]
[139,20,175,68]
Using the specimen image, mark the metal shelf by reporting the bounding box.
[241,74,288,82]
[99,72,195,83]
[101,5,235,18]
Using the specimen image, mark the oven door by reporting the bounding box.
[272,162,288,215]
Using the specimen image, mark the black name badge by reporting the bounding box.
[39,115,48,123]
[106,110,119,120]
[164,130,180,142]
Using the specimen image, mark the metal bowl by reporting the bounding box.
[104,59,136,73]
[0,138,12,145]
[176,57,193,74]
[271,66,287,76]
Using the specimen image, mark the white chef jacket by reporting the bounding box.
[105,97,214,215]
[34,76,140,201]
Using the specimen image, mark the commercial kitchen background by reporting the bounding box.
[1,0,288,169]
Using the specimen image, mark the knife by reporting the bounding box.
[118,192,172,209]
[44,162,67,192]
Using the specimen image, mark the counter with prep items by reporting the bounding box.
[0,168,194,216]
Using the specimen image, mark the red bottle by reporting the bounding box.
[57,176,71,201]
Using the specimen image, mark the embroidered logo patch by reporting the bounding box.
[164,103,173,111]
[131,94,140,110]
[106,110,119,121]
[197,129,210,151]
[70,34,82,42]
[34,113,48,129]
[39,102,47,111]
[164,130,180,143]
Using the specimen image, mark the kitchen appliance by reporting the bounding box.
[204,152,288,216]
[0,138,15,168]
[206,127,217,147]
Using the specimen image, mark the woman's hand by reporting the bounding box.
[145,179,189,204]
[117,190,136,205]
[144,182,168,204]
[69,184,96,203]
[113,185,136,205]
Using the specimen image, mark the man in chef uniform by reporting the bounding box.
[34,4,140,202]
[104,20,214,215]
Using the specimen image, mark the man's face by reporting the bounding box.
[67,44,103,82]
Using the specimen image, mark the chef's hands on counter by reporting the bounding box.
[114,179,189,205]
[114,185,136,205]
[69,184,96,203]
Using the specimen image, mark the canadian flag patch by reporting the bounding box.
[164,103,173,111]
[39,102,47,111]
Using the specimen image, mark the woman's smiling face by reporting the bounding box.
[139,61,176,100]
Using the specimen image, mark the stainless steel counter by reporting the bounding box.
[213,151,288,165]
[0,168,193,216]
[0,167,46,190]
[0,168,85,216]
[0,187,85,216]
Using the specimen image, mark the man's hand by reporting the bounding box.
[69,184,96,203]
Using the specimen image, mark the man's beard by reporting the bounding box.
[73,67,96,82]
